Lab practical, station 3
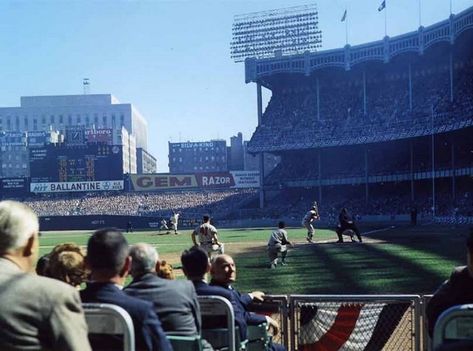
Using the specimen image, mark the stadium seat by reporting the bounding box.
[432,304,473,351]
[167,335,203,351]
[82,303,135,351]
[198,295,246,351]
[247,323,271,351]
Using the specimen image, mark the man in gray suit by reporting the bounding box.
[124,243,201,336]
[0,200,91,351]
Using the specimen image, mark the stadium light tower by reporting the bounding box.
[230,4,322,62]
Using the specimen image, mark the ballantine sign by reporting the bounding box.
[30,180,124,193]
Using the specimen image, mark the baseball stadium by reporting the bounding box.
[0,3,472,351]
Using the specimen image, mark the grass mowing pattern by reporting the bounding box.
[39,224,467,295]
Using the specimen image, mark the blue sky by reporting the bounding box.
[0,0,471,171]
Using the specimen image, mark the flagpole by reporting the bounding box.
[419,0,422,27]
[345,7,348,45]
[384,2,387,36]
[450,0,453,15]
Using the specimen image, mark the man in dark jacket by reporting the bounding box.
[80,228,172,351]
[181,246,247,341]
[426,229,473,337]
[124,243,201,336]
[210,254,286,351]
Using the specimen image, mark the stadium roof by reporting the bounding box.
[245,5,473,86]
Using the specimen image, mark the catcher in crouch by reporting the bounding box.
[336,208,363,243]
[302,202,320,243]
[191,215,223,257]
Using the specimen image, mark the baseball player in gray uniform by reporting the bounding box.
[268,221,292,269]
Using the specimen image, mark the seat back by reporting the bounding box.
[167,335,203,351]
[433,304,473,350]
[82,303,135,351]
[247,323,271,351]
[198,295,237,351]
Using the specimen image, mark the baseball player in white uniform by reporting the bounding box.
[191,215,223,257]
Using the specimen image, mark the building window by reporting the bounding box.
[102,116,107,126]
[15,116,19,129]
[50,115,55,124]
[68,115,72,124]
[76,115,81,124]
[94,114,99,125]
[85,115,90,125]
[59,115,63,124]
[120,114,124,126]
[41,116,46,125]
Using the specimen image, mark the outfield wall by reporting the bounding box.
[40,215,164,231]
[39,214,415,231]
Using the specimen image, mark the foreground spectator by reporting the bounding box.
[210,254,286,351]
[181,247,247,341]
[124,243,200,336]
[156,260,175,280]
[47,243,89,288]
[80,229,172,351]
[0,200,91,350]
[426,228,473,338]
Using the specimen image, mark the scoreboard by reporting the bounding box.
[30,144,123,183]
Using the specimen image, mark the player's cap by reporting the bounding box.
[311,206,316,210]
[278,221,285,229]
[203,214,210,222]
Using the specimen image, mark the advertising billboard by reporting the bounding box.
[30,180,124,193]
[85,128,113,144]
[130,171,260,191]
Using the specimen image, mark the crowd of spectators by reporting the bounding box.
[15,181,472,223]
[232,183,472,224]
[248,60,473,152]
[21,189,257,218]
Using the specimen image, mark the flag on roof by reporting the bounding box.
[341,9,347,22]
[378,0,386,12]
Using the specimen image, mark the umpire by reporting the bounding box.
[336,208,362,243]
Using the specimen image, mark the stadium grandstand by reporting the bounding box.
[239,5,473,225]
[23,188,256,218]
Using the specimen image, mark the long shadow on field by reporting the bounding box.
[232,230,465,295]
[360,224,467,266]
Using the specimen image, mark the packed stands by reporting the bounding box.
[248,62,473,152]
[22,189,257,218]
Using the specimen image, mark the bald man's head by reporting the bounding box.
[210,254,236,285]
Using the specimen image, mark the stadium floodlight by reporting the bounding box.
[230,3,322,63]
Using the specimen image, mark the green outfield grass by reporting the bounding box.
[39,224,468,295]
